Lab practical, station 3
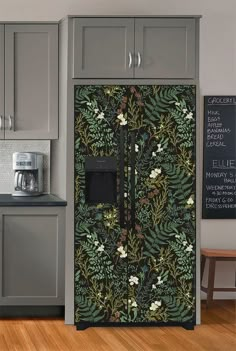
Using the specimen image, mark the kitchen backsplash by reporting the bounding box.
[0,141,50,194]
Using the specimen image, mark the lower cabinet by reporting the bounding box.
[0,207,65,305]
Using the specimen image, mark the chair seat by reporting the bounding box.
[201,248,236,258]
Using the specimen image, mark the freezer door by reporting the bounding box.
[74,85,129,326]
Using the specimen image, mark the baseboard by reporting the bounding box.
[0,306,65,318]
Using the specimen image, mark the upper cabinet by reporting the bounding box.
[0,24,58,140]
[72,17,198,79]
[134,18,196,79]
[73,18,134,78]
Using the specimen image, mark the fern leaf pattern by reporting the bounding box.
[74,85,196,324]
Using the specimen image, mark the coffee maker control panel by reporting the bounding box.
[13,152,39,170]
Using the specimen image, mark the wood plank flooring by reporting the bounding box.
[0,300,235,351]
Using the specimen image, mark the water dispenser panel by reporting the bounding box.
[85,157,117,204]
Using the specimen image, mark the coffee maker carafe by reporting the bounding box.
[13,152,43,196]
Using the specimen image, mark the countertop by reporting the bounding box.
[0,194,67,206]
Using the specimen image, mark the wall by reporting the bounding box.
[1,0,235,298]
[0,141,50,193]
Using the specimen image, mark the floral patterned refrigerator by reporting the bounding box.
[74,85,196,330]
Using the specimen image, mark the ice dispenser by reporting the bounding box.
[85,157,117,204]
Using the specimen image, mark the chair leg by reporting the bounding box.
[201,255,206,283]
[206,258,216,308]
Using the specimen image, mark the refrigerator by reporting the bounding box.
[74,85,196,330]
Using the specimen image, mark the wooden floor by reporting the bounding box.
[0,300,235,351]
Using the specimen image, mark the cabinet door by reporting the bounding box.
[0,25,4,140]
[0,207,65,305]
[135,18,196,79]
[73,18,134,78]
[4,25,58,139]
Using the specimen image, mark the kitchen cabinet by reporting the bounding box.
[0,207,65,305]
[72,17,196,79]
[0,24,58,140]
[134,18,195,79]
[72,18,134,79]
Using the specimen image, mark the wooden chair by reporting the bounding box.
[201,248,236,307]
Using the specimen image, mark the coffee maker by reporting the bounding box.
[13,152,43,196]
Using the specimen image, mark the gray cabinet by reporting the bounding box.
[134,18,196,79]
[4,24,58,139]
[73,18,134,78]
[72,17,197,79]
[0,207,65,305]
[0,25,4,140]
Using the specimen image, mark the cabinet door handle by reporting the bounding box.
[137,52,142,68]
[0,116,2,130]
[128,52,133,68]
[9,115,14,131]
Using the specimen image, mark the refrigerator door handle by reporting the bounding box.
[119,127,125,228]
[130,131,136,229]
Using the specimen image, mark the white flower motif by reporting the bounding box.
[183,108,188,113]
[129,276,139,286]
[97,244,105,252]
[94,241,99,246]
[117,246,124,253]
[150,300,162,311]
[117,113,124,120]
[152,284,156,289]
[86,102,92,106]
[157,144,163,152]
[97,112,105,119]
[135,169,138,175]
[150,170,157,178]
[117,246,127,258]
[128,167,131,171]
[186,112,193,120]
[150,168,161,179]
[187,197,194,205]
[157,276,163,285]
[117,112,127,125]
[124,192,127,198]
[183,241,187,246]
[175,102,180,106]
[94,108,99,113]
[175,235,180,238]
[128,299,132,303]
[186,244,193,252]
[135,144,139,152]
[150,303,158,311]
[120,119,127,126]
[98,292,102,297]
[131,301,137,308]
[87,234,92,239]
[152,152,156,157]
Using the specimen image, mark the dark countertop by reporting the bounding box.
[0,194,67,206]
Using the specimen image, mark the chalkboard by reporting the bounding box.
[203,96,236,218]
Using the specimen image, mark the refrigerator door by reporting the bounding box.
[74,85,196,327]
[127,85,196,324]
[74,86,129,325]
